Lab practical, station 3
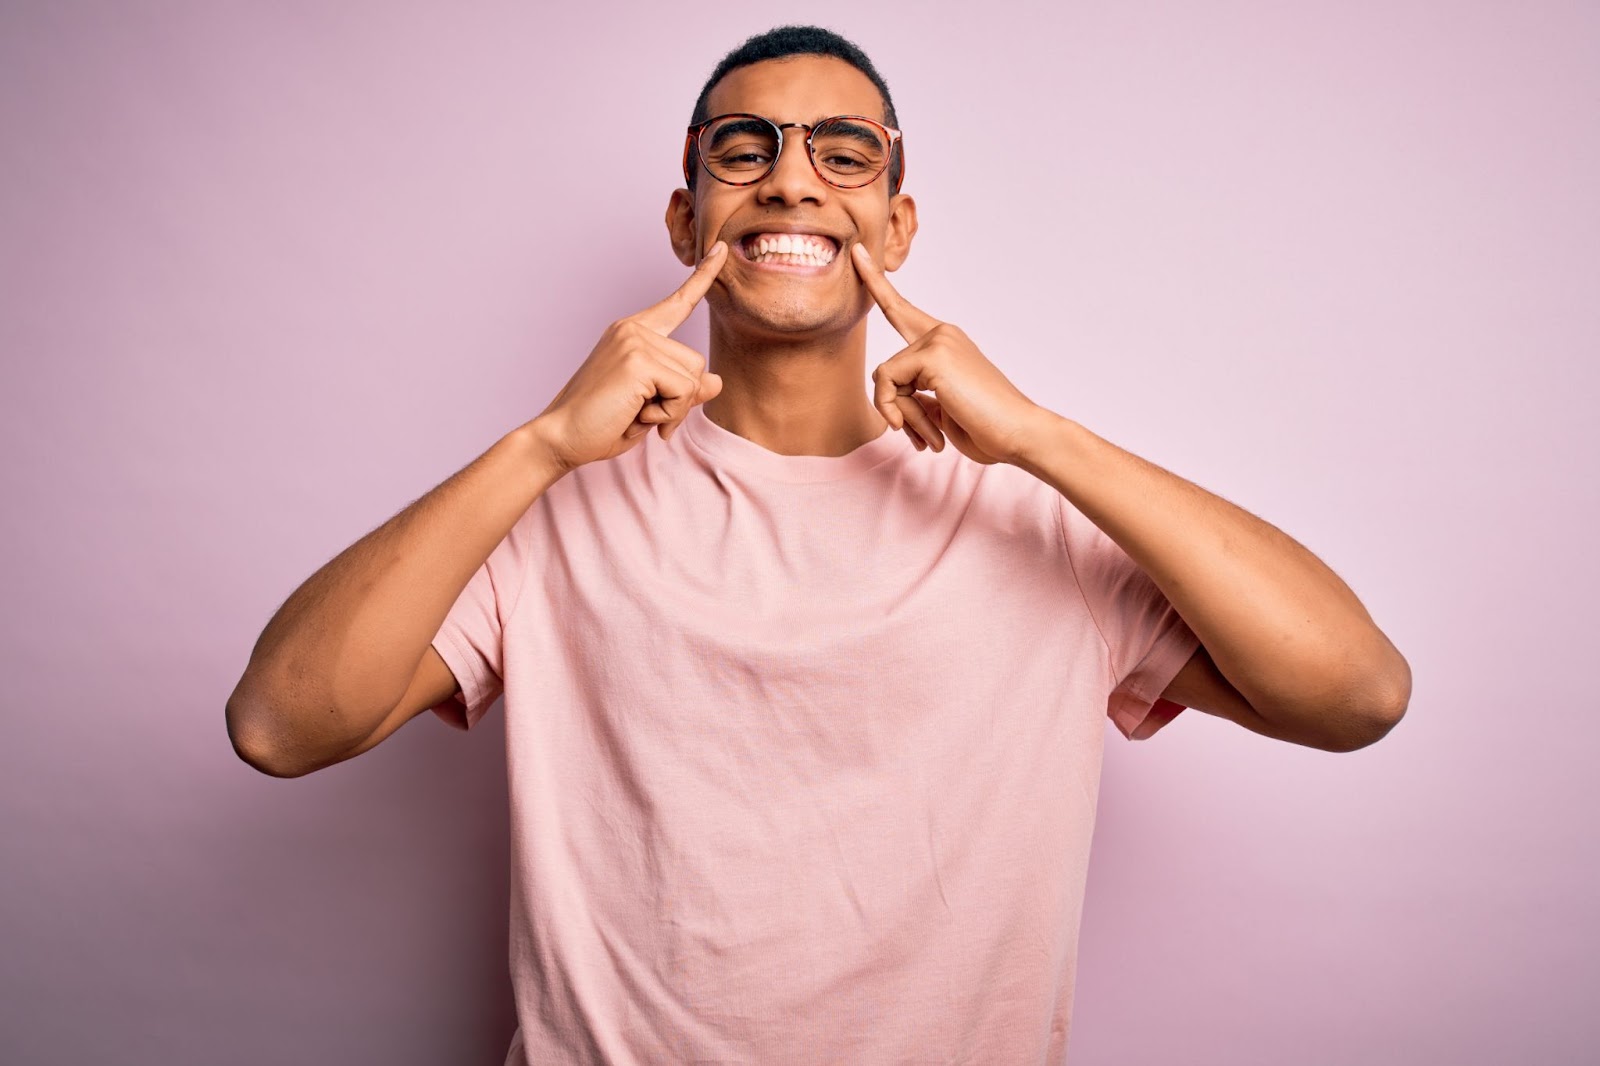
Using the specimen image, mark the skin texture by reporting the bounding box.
[849,238,1411,750]
[652,54,1412,751]
[665,54,923,458]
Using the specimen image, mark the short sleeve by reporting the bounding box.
[428,514,534,732]
[1056,492,1203,741]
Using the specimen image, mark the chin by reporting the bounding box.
[714,292,860,339]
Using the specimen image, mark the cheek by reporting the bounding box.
[855,219,889,255]
[705,214,746,253]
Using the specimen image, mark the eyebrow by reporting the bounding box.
[705,115,888,146]
[706,118,772,151]
[815,119,886,149]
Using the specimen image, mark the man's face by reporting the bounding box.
[666,54,918,341]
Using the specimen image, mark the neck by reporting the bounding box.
[701,313,888,457]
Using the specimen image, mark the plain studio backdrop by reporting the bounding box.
[1,2,1594,1063]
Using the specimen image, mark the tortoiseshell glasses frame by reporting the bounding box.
[682,113,906,193]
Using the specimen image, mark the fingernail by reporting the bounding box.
[708,240,726,257]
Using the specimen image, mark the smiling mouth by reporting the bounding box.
[738,232,841,270]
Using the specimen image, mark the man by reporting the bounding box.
[227,25,1410,1064]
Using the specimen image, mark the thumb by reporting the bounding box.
[699,371,724,402]
[664,371,723,442]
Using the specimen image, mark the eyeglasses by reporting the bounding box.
[683,113,905,192]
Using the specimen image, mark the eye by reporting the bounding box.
[709,141,775,170]
[821,153,869,171]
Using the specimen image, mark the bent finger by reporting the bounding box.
[633,358,700,430]
[895,392,944,452]
[651,359,717,441]
[663,371,721,441]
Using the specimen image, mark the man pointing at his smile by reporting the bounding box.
[228,24,1411,1064]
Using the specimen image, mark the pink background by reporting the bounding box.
[2,2,1594,1062]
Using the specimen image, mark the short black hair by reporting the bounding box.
[685,25,903,195]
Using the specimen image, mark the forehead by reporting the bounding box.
[704,54,888,125]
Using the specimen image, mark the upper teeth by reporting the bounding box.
[746,233,836,265]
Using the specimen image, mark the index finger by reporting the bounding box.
[851,242,940,343]
[636,240,728,336]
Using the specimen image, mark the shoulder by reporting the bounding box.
[904,448,1064,553]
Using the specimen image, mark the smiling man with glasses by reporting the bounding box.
[658,30,919,462]
[228,23,1412,1064]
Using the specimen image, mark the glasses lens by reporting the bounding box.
[699,116,780,183]
[810,118,890,188]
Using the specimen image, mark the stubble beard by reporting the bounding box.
[707,282,870,347]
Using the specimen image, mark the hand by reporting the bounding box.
[853,244,1048,466]
[534,242,728,472]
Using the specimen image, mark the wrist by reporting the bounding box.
[507,417,572,489]
[1009,406,1076,474]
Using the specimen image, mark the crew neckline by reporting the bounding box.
[679,404,910,483]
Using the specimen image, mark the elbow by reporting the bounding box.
[1326,654,1412,753]
[1323,705,1405,753]
[226,692,283,777]
[226,686,315,779]
[1367,645,1413,743]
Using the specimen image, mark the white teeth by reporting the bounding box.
[745,233,836,266]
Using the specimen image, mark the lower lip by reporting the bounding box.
[737,241,843,275]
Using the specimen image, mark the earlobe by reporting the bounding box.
[665,189,697,267]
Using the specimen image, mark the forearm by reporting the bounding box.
[1013,411,1410,725]
[227,419,566,760]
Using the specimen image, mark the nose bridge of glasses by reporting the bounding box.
[776,122,814,155]
[767,121,827,186]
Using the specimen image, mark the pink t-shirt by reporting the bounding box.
[429,404,1200,1065]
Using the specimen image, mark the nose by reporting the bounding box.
[754,126,829,207]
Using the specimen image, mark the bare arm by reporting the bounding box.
[846,244,1409,752]
[225,243,732,779]
[1014,414,1411,752]
[225,421,566,778]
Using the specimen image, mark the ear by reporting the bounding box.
[666,188,698,267]
[880,193,918,272]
